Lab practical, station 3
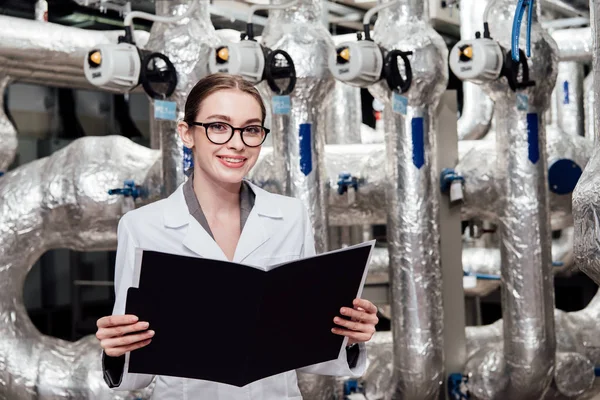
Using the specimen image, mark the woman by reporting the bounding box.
[95,73,378,399]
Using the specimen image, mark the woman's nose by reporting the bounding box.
[227,130,245,150]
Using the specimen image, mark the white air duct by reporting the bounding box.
[584,72,595,141]
[551,27,592,63]
[552,61,585,137]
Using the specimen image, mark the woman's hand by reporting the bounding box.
[332,298,379,346]
[96,314,154,357]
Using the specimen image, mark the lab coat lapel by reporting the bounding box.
[233,181,283,263]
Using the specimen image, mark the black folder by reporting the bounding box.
[124,241,374,387]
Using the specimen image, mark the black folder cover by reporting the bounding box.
[124,241,374,387]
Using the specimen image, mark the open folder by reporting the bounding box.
[124,240,375,387]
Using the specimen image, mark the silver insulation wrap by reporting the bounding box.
[325,80,363,144]
[478,0,558,397]
[261,1,335,397]
[584,73,595,141]
[551,27,592,63]
[457,0,494,140]
[0,75,17,172]
[146,0,218,195]
[553,61,584,137]
[367,0,448,399]
[0,136,160,399]
[0,15,149,90]
[573,0,600,285]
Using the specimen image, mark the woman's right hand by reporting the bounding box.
[96,314,155,357]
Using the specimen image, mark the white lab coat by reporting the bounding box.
[104,180,367,399]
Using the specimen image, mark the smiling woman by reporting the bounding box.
[95,73,378,400]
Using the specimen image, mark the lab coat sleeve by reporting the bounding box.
[102,215,155,391]
[296,204,368,377]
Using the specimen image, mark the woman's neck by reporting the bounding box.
[192,168,241,216]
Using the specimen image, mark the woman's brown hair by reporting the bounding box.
[183,73,267,125]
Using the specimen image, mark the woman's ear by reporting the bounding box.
[178,120,194,149]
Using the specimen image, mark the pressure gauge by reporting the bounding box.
[448,39,504,83]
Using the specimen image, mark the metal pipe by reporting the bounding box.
[541,0,589,18]
[479,0,557,397]
[0,136,159,399]
[551,27,592,62]
[0,15,149,90]
[584,72,594,141]
[573,0,600,285]
[146,0,218,196]
[553,61,585,137]
[457,0,495,140]
[0,75,17,172]
[260,1,336,397]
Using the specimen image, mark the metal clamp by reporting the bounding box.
[440,168,464,193]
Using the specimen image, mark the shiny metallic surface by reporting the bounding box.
[0,136,159,399]
[0,75,17,172]
[551,352,594,397]
[261,1,335,397]
[551,27,592,62]
[475,1,558,398]
[584,73,594,141]
[458,0,494,140]
[325,80,363,144]
[367,1,448,399]
[146,0,218,196]
[360,332,394,399]
[553,62,584,137]
[0,15,149,90]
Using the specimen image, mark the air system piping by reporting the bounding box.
[552,61,584,137]
[584,72,594,141]
[449,0,558,398]
[0,75,17,172]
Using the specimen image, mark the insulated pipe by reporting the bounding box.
[260,1,336,397]
[457,0,495,140]
[0,75,17,172]
[0,136,160,399]
[573,0,600,285]
[367,0,448,398]
[0,15,149,90]
[146,0,218,195]
[479,1,558,398]
[553,61,585,137]
[584,72,594,141]
[551,27,592,62]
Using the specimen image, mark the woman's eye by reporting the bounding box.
[245,126,261,134]
[211,123,227,131]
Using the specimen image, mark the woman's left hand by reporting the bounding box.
[332,298,379,346]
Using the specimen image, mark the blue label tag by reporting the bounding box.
[516,93,529,111]
[411,117,425,169]
[563,81,570,104]
[299,123,312,176]
[392,93,408,115]
[272,96,291,115]
[527,113,539,164]
[154,100,177,121]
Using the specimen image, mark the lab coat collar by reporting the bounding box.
[163,180,283,262]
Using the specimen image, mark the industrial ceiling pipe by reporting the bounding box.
[551,27,592,62]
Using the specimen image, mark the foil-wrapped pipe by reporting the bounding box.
[457,0,494,140]
[260,1,336,397]
[477,1,558,398]
[584,73,594,141]
[0,136,159,399]
[573,1,600,285]
[551,27,592,63]
[365,0,448,398]
[146,0,218,195]
[325,81,363,144]
[0,75,17,172]
[552,61,585,137]
[0,15,149,90]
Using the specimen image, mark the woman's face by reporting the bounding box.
[178,89,264,186]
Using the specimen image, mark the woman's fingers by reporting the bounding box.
[333,317,376,335]
[104,338,153,358]
[96,321,150,340]
[97,314,139,329]
[101,330,155,350]
[340,307,379,325]
[331,327,372,342]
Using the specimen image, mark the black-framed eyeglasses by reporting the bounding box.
[187,121,270,148]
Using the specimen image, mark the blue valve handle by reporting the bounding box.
[108,179,145,200]
[440,168,465,193]
[512,0,534,62]
[337,172,359,195]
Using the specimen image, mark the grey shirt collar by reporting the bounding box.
[183,172,256,239]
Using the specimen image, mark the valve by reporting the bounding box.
[337,172,359,195]
[108,179,146,200]
[440,168,464,202]
[448,373,470,400]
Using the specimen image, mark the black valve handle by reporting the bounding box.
[140,52,178,100]
[384,49,413,94]
[264,49,297,96]
[502,48,535,91]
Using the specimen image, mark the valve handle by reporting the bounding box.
[384,50,413,94]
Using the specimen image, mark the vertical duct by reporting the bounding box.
[573,0,600,286]
[146,0,218,195]
[552,61,584,137]
[584,72,594,141]
[368,0,449,398]
[457,0,494,140]
[325,81,363,144]
[481,0,557,398]
[0,75,17,172]
[260,0,335,397]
